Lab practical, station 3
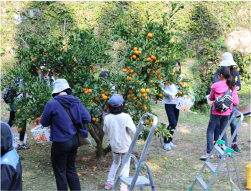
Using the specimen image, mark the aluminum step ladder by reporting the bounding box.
[189,110,244,191]
[112,113,157,191]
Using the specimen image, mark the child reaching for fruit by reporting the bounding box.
[103,94,136,191]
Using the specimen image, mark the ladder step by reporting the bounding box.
[196,177,207,190]
[217,140,225,144]
[226,148,234,153]
[214,145,224,156]
[205,162,216,173]
[120,176,150,187]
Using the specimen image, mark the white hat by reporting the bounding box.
[219,52,237,66]
[52,79,72,96]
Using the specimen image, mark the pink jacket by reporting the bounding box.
[209,81,239,115]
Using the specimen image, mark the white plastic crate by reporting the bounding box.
[206,95,214,106]
[12,130,27,148]
[176,94,195,112]
[31,125,50,143]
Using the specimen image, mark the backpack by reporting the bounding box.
[2,87,17,104]
[214,89,233,113]
[2,77,23,104]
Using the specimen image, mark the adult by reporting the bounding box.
[40,66,55,85]
[213,52,241,152]
[162,60,181,150]
[7,78,30,150]
[1,121,23,190]
[40,79,91,191]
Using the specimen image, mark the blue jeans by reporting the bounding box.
[214,106,238,143]
[164,104,179,143]
[207,114,229,153]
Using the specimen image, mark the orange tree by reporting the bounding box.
[2,4,191,158]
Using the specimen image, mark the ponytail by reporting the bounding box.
[218,66,236,90]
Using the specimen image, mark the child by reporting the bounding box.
[200,66,239,160]
[103,94,136,191]
[1,121,22,190]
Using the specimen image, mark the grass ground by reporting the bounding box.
[1,91,250,190]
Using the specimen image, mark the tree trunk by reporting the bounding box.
[88,123,112,158]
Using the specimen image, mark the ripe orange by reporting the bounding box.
[118,92,123,95]
[155,86,157,90]
[140,89,145,93]
[106,91,110,95]
[147,33,153,37]
[88,89,92,93]
[143,96,147,100]
[146,89,150,93]
[91,100,93,103]
[134,51,139,55]
[36,67,39,71]
[127,94,132,99]
[132,97,136,101]
[178,91,182,95]
[138,58,140,61]
[135,73,138,76]
[17,109,20,112]
[60,48,63,52]
[150,80,153,83]
[158,76,162,80]
[165,81,169,85]
[43,50,47,53]
[101,94,105,98]
[95,97,99,101]
[159,93,162,97]
[141,93,146,97]
[92,117,96,121]
[133,47,137,51]
[136,101,141,106]
[172,73,174,75]
[142,106,147,110]
[149,121,153,125]
[151,55,156,60]
[122,69,127,73]
[64,49,66,52]
[32,58,35,62]
[132,55,137,60]
[146,120,150,124]
[101,90,105,94]
[62,42,66,46]
[74,58,77,62]
[164,58,167,61]
[84,90,88,95]
[146,58,151,62]
[155,127,158,131]
[150,70,154,74]
[142,65,145,68]
[138,50,142,54]
[103,95,108,100]
[153,98,157,101]
[129,69,133,74]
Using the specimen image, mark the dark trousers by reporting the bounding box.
[51,133,81,191]
[214,106,238,143]
[207,114,229,153]
[164,104,179,143]
[8,110,25,141]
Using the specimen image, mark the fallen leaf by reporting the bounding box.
[77,173,81,176]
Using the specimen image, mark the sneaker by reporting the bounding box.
[170,142,177,148]
[163,143,171,151]
[200,153,214,160]
[217,154,221,159]
[17,143,30,150]
[105,183,113,190]
[232,144,241,153]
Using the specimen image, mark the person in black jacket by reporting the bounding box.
[1,121,22,190]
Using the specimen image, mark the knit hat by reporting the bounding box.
[51,79,72,96]
[109,94,124,107]
[219,52,237,66]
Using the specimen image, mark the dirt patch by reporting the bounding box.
[225,29,251,53]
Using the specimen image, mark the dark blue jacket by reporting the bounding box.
[1,121,22,191]
[214,68,241,91]
[40,95,91,142]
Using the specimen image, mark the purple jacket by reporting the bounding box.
[40,95,91,142]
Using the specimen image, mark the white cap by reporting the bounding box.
[51,79,72,96]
